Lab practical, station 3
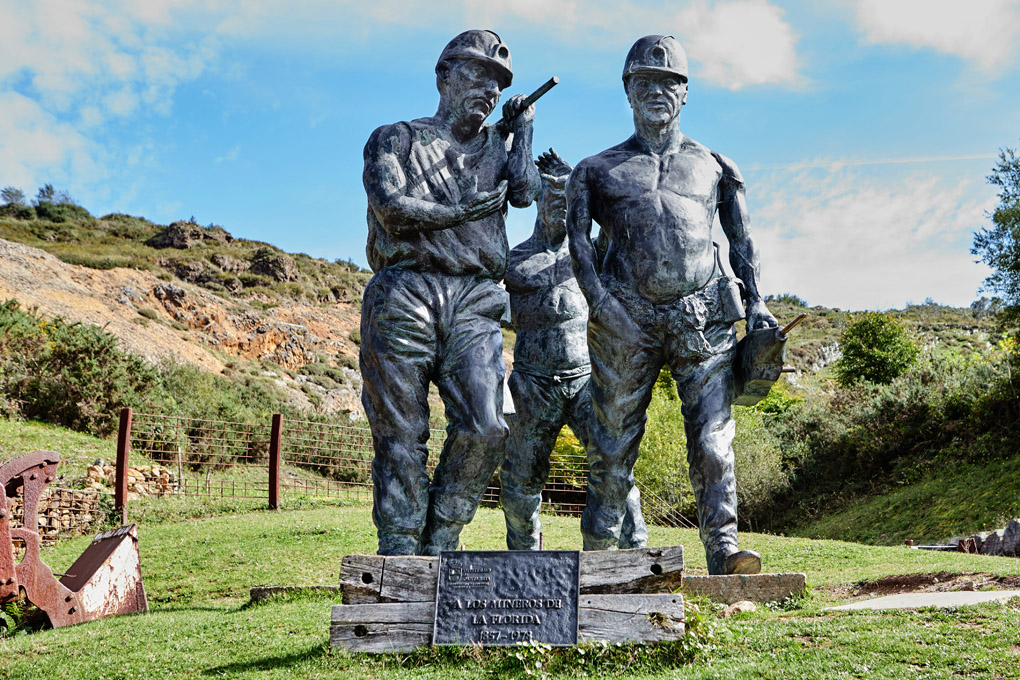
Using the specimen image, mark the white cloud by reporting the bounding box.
[0,91,94,189]
[676,1,801,89]
[199,0,803,90]
[0,0,218,188]
[855,0,1020,72]
[746,166,994,309]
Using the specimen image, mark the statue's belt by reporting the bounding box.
[603,275,744,331]
[510,362,592,382]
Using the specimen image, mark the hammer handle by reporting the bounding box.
[495,76,559,131]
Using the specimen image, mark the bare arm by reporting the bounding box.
[503,95,540,208]
[363,124,507,235]
[566,163,606,308]
[715,153,778,330]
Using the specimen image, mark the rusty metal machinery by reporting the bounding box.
[0,450,148,628]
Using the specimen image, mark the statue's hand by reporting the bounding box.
[536,148,572,177]
[746,299,779,331]
[502,94,535,131]
[457,179,508,222]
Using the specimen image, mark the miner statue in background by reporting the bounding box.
[360,30,539,555]
[501,149,647,551]
[567,35,777,574]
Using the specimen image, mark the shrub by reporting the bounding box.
[34,201,94,225]
[834,312,918,386]
[0,203,35,220]
[761,345,1020,531]
[0,301,161,435]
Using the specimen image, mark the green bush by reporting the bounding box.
[0,300,161,435]
[34,201,94,225]
[834,312,919,386]
[762,344,1020,531]
[0,203,36,220]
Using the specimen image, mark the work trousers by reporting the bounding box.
[581,279,740,566]
[360,268,508,555]
[500,369,647,550]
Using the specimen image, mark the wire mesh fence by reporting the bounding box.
[129,412,271,500]
[121,410,693,528]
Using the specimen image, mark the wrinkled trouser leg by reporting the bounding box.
[360,270,436,555]
[420,277,509,555]
[580,299,660,550]
[669,323,739,573]
[500,372,564,550]
[568,378,648,549]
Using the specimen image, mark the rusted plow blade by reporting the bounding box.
[0,450,148,628]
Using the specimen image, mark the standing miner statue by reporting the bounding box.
[500,149,647,551]
[566,35,778,574]
[361,30,539,555]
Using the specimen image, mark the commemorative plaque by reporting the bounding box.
[433,551,580,646]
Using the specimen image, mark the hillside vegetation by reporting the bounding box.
[0,204,370,304]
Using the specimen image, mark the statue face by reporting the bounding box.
[441,58,504,127]
[626,72,687,125]
[539,183,567,236]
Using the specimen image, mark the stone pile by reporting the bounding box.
[948,519,1020,557]
[86,462,179,500]
[6,487,102,544]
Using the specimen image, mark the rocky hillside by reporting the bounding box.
[0,210,371,417]
[0,205,999,419]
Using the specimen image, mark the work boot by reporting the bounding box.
[707,548,762,575]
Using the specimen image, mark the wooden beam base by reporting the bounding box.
[339,546,685,604]
[330,593,685,653]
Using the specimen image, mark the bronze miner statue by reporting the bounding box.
[566,36,777,574]
[361,30,539,555]
[500,149,647,551]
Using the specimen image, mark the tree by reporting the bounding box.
[972,145,1020,326]
[834,312,918,386]
[34,183,56,205]
[1,186,26,206]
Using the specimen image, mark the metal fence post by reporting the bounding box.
[269,414,282,509]
[115,407,132,524]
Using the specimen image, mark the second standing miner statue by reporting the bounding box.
[500,149,648,551]
[567,35,778,574]
[361,30,539,555]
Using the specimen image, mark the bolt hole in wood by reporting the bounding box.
[361,572,374,584]
[650,563,663,575]
[353,625,369,638]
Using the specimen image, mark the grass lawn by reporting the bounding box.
[2,503,1019,679]
[791,454,1020,546]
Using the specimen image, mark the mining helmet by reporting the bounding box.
[622,35,688,84]
[436,30,513,89]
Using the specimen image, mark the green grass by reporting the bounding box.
[0,418,113,482]
[792,455,1020,545]
[2,503,1019,679]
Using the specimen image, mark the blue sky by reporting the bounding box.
[2,0,1019,310]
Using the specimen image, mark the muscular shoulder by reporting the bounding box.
[709,149,745,187]
[363,121,412,161]
[577,139,638,173]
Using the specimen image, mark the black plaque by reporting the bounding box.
[433,550,580,646]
